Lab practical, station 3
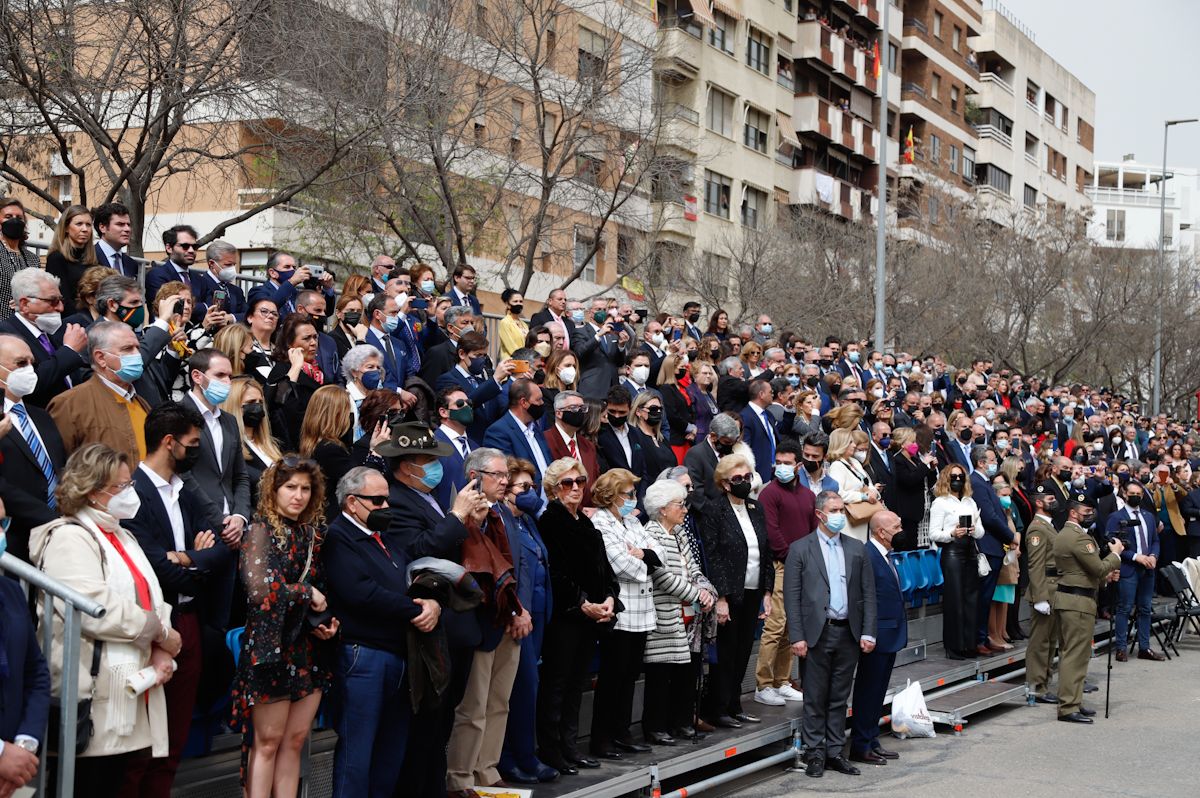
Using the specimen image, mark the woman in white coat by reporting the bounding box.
[826,428,881,542]
[928,462,986,659]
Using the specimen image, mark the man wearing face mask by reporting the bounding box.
[785,491,876,778]
[797,432,840,495]
[684,414,741,518]
[1107,481,1165,662]
[681,301,704,341]
[192,240,248,320]
[1040,455,1074,529]
[419,305,476,384]
[0,199,43,320]
[0,334,68,562]
[620,351,653,399]
[1024,485,1061,704]
[752,315,773,346]
[124,401,235,794]
[93,274,178,406]
[597,386,646,482]
[483,378,553,486]
[436,332,514,432]
[866,422,895,507]
[638,319,669,385]
[364,293,411,390]
[834,341,863,384]
[970,446,1015,654]
[0,268,87,407]
[48,320,153,463]
[542,391,600,506]
[181,349,250,549]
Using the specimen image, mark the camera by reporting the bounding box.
[1111,518,1136,546]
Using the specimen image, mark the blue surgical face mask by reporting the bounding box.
[879,436,892,449]
[999,495,1013,509]
[847,351,860,363]
[786,375,800,388]
[774,463,796,483]
[275,269,294,284]
[515,488,542,516]
[361,370,381,390]
[985,463,998,478]
[420,279,436,294]
[109,351,144,383]
[382,314,400,333]
[760,323,773,335]
[418,460,443,489]
[202,376,231,406]
[619,498,637,517]
[570,309,585,324]
[824,512,847,533]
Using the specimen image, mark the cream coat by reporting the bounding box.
[30,509,172,758]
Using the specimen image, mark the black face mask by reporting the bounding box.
[561,408,588,428]
[687,312,700,324]
[949,475,966,493]
[342,311,361,327]
[174,443,202,473]
[715,441,735,456]
[364,508,391,532]
[805,376,820,388]
[242,402,266,428]
[973,435,986,446]
[468,355,487,376]
[819,359,833,368]
[609,413,628,428]
[957,428,974,443]
[509,303,524,316]
[1043,500,1058,514]
[533,368,546,384]
[710,347,721,359]
[729,481,753,500]
[1056,469,1073,483]
[802,457,822,474]
[1125,494,1142,508]
[1,218,26,240]
[527,401,546,420]
[645,408,664,425]
[1079,512,1096,528]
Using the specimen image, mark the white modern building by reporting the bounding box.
[1086,158,1200,252]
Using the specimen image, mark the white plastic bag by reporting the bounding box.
[890,680,936,738]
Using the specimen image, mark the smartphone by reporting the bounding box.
[172,299,185,317]
[1158,469,1170,485]
[958,514,972,529]
[512,359,530,375]
[212,289,227,311]
[673,327,683,341]
[411,297,429,310]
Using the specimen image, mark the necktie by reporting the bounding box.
[371,532,394,563]
[10,404,58,509]
[568,438,578,458]
[178,269,191,286]
[458,435,470,459]
[1136,512,1148,554]
[35,333,54,356]
[761,409,776,456]
[383,336,397,370]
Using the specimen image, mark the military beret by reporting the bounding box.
[1069,492,1096,509]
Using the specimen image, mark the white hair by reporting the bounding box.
[342,344,382,381]
[644,479,686,521]
[11,267,58,302]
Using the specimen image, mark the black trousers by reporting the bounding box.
[397,644,473,798]
[703,588,762,720]
[590,629,647,750]
[800,623,859,758]
[537,619,599,761]
[642,655,699,735]
[1180,536,1200,560]
[849,650,896,755]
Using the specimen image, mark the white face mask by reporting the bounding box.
[650,332,665,347]
[631,365,650,385]
[218,266,238,282]
[853,450,868,463]
[871,387,884,399]
[557,366,577,385]
[34,312,62,335]
[104,486,142,520]
[0,364,37,398]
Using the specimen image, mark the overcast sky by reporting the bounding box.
[1001,0,1200,167]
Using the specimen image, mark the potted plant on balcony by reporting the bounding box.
[964,97,983,126]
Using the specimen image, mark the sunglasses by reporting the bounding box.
[281,454,318,469]
[176,242,197,250]
[352,494,388,507]
[727,474,753,485]
[558,476,588,489]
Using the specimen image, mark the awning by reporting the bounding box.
[776,112,801,149]
[777,37,794,59]
[682,0,716,27]
[712,0,744,21]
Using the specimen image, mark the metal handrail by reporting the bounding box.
[0,554,105,798]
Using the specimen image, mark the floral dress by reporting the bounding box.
[231,518,332,728]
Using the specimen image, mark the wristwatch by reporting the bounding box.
[15,739,38,754]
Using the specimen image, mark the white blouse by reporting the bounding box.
[928,494,985,545]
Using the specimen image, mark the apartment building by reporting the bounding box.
[1086,159,1200,252]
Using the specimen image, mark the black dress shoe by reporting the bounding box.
[714,715,743,728]
[564,754,598,769]
[671,725,698,739]
[1058,712,1094,724]
[532,762,561,782]
[849,750,887,765]
[1138,649,1167,661]
[498,767,540,785]
[1034,692,1060,704]
[613,739,651,753]
[591,748,622,760]
[1079,706,1096,717]
[732,712,761,724]
[872,745,899,759]
[646,732,677,746]
[1084,681,1099,694]
[825,755,862,775]
[805,756,825,778]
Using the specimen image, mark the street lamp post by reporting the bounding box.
[1152,118,1197,416]
[873,0,889,351]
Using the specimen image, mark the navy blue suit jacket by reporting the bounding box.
[448,288,482,316]
[94,243,139,278]
[433,426,470,509]
[0,577,50,745]
[365,327,409,390]
[434,367,505,443]
[482,412,553,486]
[870,544,908,653]
[247,280,298,316]
[1106,506,1160,579]
[739,404,777,484]
[193,271,248,319]
[970,470,1015,558]
[316,332,342,386]
[144,262,198,314]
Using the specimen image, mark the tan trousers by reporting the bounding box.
[1026,605,1061,695]
[446,635,521,790]
[754,562,793,689]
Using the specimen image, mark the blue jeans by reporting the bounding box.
[332,643,410,798]
[1116,567,1156,651]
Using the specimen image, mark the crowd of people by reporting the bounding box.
[0,194,1193,795]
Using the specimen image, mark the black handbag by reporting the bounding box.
[49,641,102,756]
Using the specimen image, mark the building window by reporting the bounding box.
[741,185,766,229]
[1165,213,1174,246]
[543,110,558,150]
[949,145,959,174]
[952,26,961,51]
[1105,209,1126,242]
[578,27,608,83]
[1024,184,1037,208]
[710,11,734,54]
[931,72,941,101]
[887,43,898,73]
[704,170,732,218]
[950,86,959,112]
[929,133,940,164]
[747,27,771,74]
[575,135,603,185]
[743,106,769,153]
[933,11,943,38]
[982,108,1014,137]
[706,86,734,137]
[703,253,731,301]
[928,195,939,224]
[976,163,1012,195]
[574,229,597,282]
[962,146,976,180]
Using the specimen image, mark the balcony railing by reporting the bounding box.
[980,71,1013,96]
[1043,112,1055,126]
[1024,152,1038,167]
[1026,98,1039,115]
[777,73,795,91]
[900,81,926,98]
[1083,186,1176,207]
[663,102,699,126]
[903,17,928,34]
[975,123,1013,149]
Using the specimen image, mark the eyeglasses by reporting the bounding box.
[176,242,197,250]
[258,309,280,318]
[449,399,469,409]
[352,494,388,507]
[281,455,317,469]
[31,295,64,306]
[558,476,588,489]
[105,480,135,494]
[619,489,636,500]
[511,482,534,493]
[475,469,510,483]
[562,405,586,413]
[727,474,753,485]
[666,500,686,509]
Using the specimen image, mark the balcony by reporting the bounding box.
[654,26,701,83]
[980,72,1013,96]
[1025,98,1039,116]
[793,94,878,159]
[900,81,926,99]
[660,103,701,154]
[903,17,928,35]
[792,166,869,222]
[1083,186,1177,208]
[652,199,696,243]
[795,20,877,92]
[1024,152,1038,168]
[975,124,1012,149]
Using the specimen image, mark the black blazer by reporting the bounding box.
[124,466,235,628]
[0,577,50,743]
[529,308,575,340]
[0,403,67,562]
[329,325,363,361]
[537,499,618,624]
[0,316,85,408]
[697,495,774,600]
[385,479,479,650]
[891,451,934,524]
[265,362,322,450]
[312,439,354,519]
[632,426,677,483]
[866,445,897,507]
[417,338,458,385]
[596,424,646,480]
[716,375,749,413]
[684,439,721,517]
[658,383,695,447]
[45,250,90,314]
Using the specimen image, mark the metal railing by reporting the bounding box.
[975,124,1013,149]
[0,554,106,798]
[980,71,1014,96]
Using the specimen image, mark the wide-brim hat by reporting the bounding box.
[375,422,455,458]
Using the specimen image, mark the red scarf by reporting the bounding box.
[301,360,325,385]
[99,528,153,610]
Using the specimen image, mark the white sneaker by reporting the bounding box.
[775,683,804,701]
[754,687,786,706]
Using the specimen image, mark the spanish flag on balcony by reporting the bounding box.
[873,41,881,80]
[904,126,915,164]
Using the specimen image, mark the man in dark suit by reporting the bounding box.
[529,288,574,346]
[716,357,750,413]
[637,318,669,385]
[0,270,87,408]
[1107,480,1165,662]
[125,402,235,794]
[418,305,476,385]
[571,300,626,401]
[834,341,864,384]
[482,379,552,487]
[947,412,975,470]
[364,293,411,391]
[192,240,247,320]
[970,446,1015,654]
[145,225,199,312]
[93,275,177,407]
[181,349,251,545]
[865,421,895,507]
[542,390,600,506]
[0,334,67,562]
[296,290,342,385]
[369,254,395,294]
[432,386,475,509]
[434,331,512,443]
[681,301,704,341]
[447,263,483,316]
[0,548,50,790]
[596,386,645,478]
[685,414,740,518]
[1041,455,1074,529]
[92,202,139,278]
[849,511,906,765]
[785,490,876,778]
[739,379,777,484]
[246,251,319,317]
[378,424,487,798]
